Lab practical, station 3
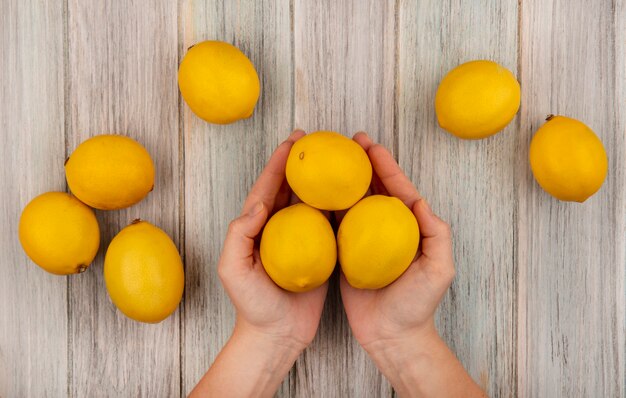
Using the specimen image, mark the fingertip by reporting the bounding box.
[414,197,433,214]
[412,199,434,231]
[277,130,305,150]
[272,131,302,160]
[288,129,306,142]
[413,198,450,239]
[368,143,391,158]
[353,131,374,150]
[417,197,432,216]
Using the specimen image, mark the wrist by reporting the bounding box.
[232,320,306,361]
[363,324,447,396]
[362,322,439,362]
[190,321,303,398]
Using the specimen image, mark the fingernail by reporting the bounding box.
[249,202,264,216]
[283,130,303,144]
[289,129,305,139]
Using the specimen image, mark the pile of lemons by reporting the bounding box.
[19,40,609,319]
[19,136,184,323]
[261,131,420,291]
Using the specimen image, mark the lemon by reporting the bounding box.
[19,192,100,275]
[178,41,260,124]
[529,115,608,202]
[104,220,184,323]
[338,195,420,289]
[65,135,155,210]
[435,60,520,139]
[260,203,336,292]
[286,131,372,210]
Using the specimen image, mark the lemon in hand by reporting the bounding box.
[435,60,520,139]
[338,195,420,289]
[178,41,260,124]
[286,131,372,210]
[529,115,608,202]
[65,135,155,210]
[260,203,336,292]
[19,192,100,275]
[104,220,184,323]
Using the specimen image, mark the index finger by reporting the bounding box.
[241,130,305,215]
[353,132,421,208]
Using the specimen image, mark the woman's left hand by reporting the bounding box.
[218,129,328,352]
[190,130,328,398]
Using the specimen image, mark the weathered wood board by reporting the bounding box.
[0,0,623,396]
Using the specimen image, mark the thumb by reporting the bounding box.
[412,199,454,267]
[219,202,268,272]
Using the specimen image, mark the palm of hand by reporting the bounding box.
[341,252,453,348]
[227,244,328,347]
[340,132,455,349]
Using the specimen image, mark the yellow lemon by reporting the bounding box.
[529,115,608,202]
[178,41,260,124]
[65,135,155,210]
[338,195,419,289]
[260,203,336,292]
[104,220,184,323]
[435,60,520,139]
[286,131,372,210]
[19,192,100,275]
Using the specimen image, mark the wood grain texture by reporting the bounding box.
[517,0,626,396]
[293,0,396,396]
[1,0,625,396]
[0,1,68,396]
[180,0,293,395]
[397,1,519,396]
[65,1,181,396]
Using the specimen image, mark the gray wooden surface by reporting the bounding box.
[1,0,624,397]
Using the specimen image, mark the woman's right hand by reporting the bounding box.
[340,132,485,397]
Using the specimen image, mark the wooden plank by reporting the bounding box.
[65,1,181,396]
[397,1,519,396]
[292,1,396,396]
[180,0,293,395]
[517,0,626,396]
[0,1,68,396]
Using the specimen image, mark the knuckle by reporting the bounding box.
[446,267,457,282]
[217,261,227,281]
[439,221,452,238]
[437,267,455,286]
[227,218,241,235]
